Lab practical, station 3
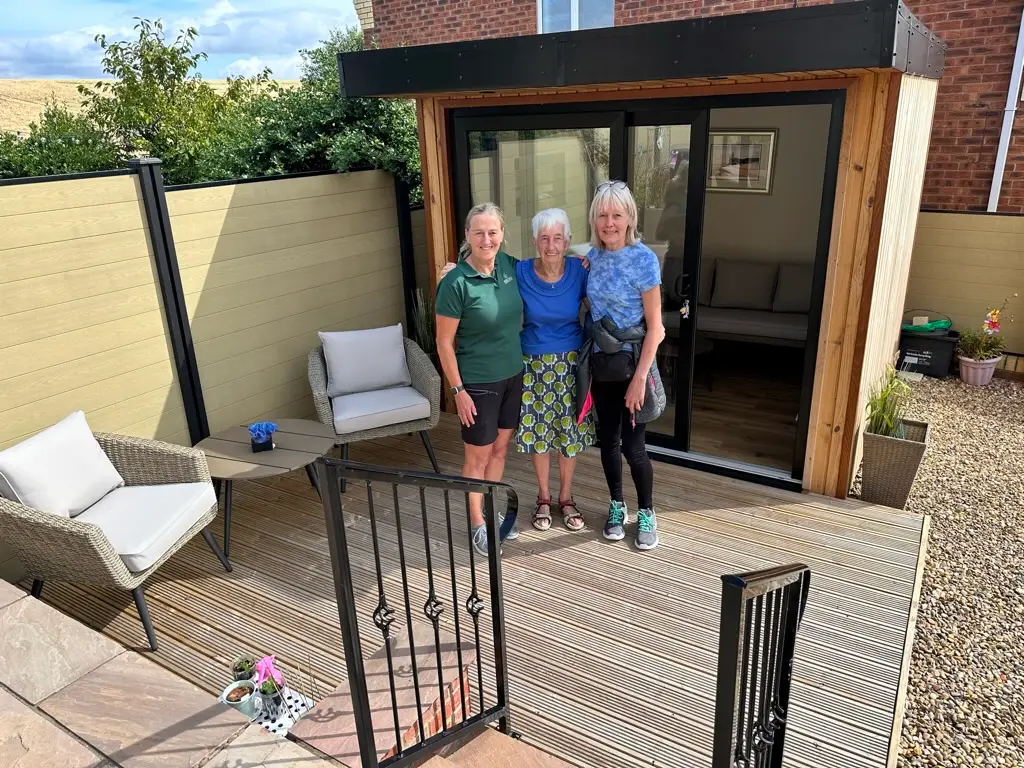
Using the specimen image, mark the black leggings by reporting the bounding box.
[591,378,654,510]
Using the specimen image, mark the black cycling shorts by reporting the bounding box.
[460,371,524,447]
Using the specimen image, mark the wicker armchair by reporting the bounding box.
[0,432,230,651]
[308,336,441,479]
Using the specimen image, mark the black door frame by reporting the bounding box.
[447,88,846,490]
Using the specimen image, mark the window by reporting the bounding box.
[538,0,614,33]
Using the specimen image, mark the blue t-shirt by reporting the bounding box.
[515,257,588,355]
[585,242,662,329]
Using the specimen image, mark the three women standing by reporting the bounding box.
[436,181,664,554]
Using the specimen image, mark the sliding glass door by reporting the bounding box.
[451,109,706,451]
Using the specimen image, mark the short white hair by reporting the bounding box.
[589,181,641,248]
[531,208,571,240]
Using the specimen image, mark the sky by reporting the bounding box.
[0,0,359,79]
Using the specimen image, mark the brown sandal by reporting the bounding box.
[532,498,552,531]
[559,498,585,531]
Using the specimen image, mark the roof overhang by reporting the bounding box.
[338,0,945,98]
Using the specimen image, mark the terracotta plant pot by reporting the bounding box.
[957,355,1002,387]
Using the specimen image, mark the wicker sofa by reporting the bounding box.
[0,413,230,651]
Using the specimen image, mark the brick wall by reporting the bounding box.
[368,0,1024,212]
[368,0,536,48]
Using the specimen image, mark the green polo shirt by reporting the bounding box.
[436,251,524,384]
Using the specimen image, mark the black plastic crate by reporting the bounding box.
[898,328,960,377]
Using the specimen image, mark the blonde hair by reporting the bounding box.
[459,202,506,258]
[589,181,641,249]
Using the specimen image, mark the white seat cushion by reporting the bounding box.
[331,387,431,435]
[77,482,216,572]
[319,324,412,397]
[696,307,808,341]
[0,410,124,518]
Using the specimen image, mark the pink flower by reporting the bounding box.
[255,655,283,687]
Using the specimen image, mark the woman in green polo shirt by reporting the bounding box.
[435,202,525,555]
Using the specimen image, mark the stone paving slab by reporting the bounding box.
[204,723,335,767]
[0,596,123,703]
[0,686,114,768]
[0,578,25,610]
[40,652,248,768]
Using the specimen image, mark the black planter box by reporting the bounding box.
[251,438,274,453]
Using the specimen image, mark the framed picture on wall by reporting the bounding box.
[707,129,778,194]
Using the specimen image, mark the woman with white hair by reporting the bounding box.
[577,180,666,551]
[514,208,595,533]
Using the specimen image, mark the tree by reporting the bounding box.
[0,103,123,180]
[78,18,269,184]
[196,27,422,198]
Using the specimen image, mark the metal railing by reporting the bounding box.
[317,456,518,768]
[712,564,811,768]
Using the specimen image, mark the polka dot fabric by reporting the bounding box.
[515,351,595,457]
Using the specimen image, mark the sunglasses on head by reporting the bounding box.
[595,180,628,193]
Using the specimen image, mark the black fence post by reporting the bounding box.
[394,176,418,332]
[130,157,210,445]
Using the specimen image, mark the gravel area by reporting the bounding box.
[882,376,1023,768]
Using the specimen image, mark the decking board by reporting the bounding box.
[31,415,926,768]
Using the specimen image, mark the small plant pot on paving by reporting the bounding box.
[231,653,256,682]
[221,680,259,718]
[860,363,929,510]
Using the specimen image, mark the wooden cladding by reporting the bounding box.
[415,71,940,499]
[0,174,189,452]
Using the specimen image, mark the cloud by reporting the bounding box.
[225,54,302,79]
[0,0,357,79]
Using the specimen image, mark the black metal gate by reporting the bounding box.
[712,564,812,768]
[316,456,518,768]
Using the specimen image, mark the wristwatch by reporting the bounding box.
[450,384,465,395]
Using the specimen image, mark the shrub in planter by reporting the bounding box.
[956,295,1016,387]
[860,364,929,510]
[231,653,256,682]
[411,286,440,374]
[255,654,287,719]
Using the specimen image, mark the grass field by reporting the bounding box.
[0,79,299,135]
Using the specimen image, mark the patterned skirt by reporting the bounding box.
[515,351,596,458]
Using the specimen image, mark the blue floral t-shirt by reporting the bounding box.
[585,242,662,330]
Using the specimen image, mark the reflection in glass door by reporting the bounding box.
[465,127,611,259]
[628,119,704,447]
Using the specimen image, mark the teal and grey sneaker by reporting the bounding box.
[500,515,519,541]
[471,524,489,556]
[635,508,659,551]
[603,500,628,541]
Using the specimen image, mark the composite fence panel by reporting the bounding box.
[167,170,406,434]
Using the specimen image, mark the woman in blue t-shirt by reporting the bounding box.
[514,208,596,532]
[584,180,666,551]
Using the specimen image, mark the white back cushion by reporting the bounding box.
[319,324,412,397]
[0,411,124,517]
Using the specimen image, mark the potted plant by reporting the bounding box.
[248,421,278,453]
[221,679,259,718]
[956,294,1016,387]
[255,654,287,719]
[231,653,256,682]
[411,286,439,374]
[860,363,930,510]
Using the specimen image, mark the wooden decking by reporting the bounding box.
[33,415,927,768]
